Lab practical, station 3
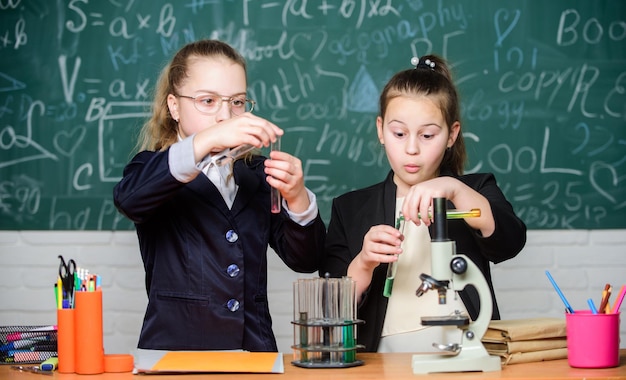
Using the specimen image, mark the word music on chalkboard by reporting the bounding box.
[0,1,624,230]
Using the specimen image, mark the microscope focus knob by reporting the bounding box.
[450,257,468,274]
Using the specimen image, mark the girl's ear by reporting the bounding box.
[376,116,385,145]
[448,121,461,148]
[167,94,179,122]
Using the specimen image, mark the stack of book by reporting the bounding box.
[482,318,567,365]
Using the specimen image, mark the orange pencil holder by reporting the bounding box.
[56,308,75,373]
[74,291,105,374]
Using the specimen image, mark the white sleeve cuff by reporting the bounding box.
[285,188,319,226]
[168,135,203,183]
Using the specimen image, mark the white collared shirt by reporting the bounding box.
[168,133,318,225]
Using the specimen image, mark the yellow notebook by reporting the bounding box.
[133,349,284,374]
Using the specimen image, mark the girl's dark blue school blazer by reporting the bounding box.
[321,170,527,352]
[114,150,326,352]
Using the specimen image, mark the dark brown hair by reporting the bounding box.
[378,55,466,175]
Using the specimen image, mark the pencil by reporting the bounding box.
[598,283,611,314]
[612,285,626,313]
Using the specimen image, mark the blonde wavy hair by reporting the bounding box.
[137,40,247,152]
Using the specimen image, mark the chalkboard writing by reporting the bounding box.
[1,0,624,230]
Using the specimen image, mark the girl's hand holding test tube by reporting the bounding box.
[264,137,311,214]
[383,214,405,297]
[383,209,480,297]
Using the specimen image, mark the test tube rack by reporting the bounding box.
[291,277,364,368]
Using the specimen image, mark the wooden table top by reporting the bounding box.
[3,350,625,379]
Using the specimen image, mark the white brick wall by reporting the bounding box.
[1,230,624,355]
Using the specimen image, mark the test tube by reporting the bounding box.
[309,279,321,362]
[341,277,356,363]
[294,279,309,362]
[270,137,281,213]
[383,214,405,298]
[215,144,255,166]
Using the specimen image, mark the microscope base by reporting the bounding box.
[411,345,501,374]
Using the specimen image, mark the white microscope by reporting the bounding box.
[411,198,501,374]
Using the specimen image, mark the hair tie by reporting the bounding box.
[411,56,435,70]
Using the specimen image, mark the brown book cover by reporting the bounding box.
[496,348,568,365]
[482,318,566,342]
[484,338,567,354]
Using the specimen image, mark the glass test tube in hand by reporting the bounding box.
[215,144,255,166]
[270,137,281,213]
[383,214,405,298]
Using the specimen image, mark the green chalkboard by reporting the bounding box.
[1,0,624,230]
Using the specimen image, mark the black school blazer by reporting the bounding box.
[321,170,527,352]
[114,150,326,351]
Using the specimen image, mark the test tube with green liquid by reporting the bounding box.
[383,214,404,298]
[382,208,480,298]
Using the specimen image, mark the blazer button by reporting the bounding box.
[227,264,240,277]
[225,230,239,243]
[226,299,240,312]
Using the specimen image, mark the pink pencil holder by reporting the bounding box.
[566,310,620,368]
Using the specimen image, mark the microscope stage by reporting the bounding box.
[421,315,470,326]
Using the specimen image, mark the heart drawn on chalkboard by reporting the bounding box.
[53,126,86,157]
[494,9,521,47]
[290,31,327,61]
[589,161,625,208]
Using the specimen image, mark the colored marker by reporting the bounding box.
[6,326,56,342]
[56,278,63,310]
[88,275,95,292]
[12,351,57,363]
[40,357,58,371]
[545,271,574,314]
[587,298,598,314]
[2,340,40,351]
[1,337,51,351]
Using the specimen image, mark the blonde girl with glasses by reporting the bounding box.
[114,39,326,352]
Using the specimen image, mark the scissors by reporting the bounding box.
[58,255,77,305]
[11,365,53,376]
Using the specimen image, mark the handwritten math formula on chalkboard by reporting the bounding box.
[0,1,624,230]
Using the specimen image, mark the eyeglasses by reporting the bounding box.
[175,93,255,115]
